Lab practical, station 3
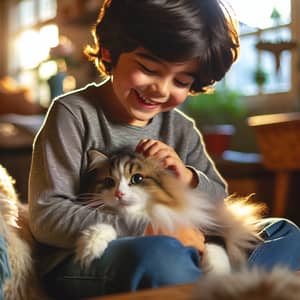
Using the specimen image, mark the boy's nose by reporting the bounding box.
[149,80,169,98]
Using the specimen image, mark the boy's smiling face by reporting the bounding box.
[109,47,199,127]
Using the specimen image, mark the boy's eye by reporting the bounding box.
[174,79,192,88]
[139,63,156,74]
[103,177,116,188]
[130,173,144,185]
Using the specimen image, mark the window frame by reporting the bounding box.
[225,0,298,101]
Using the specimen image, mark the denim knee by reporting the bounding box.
[0,234,11,300]
[43,236,202,298]
[261,218,300,239]
[249,218,300,270]
[0,235,11,283]
[104,235,201,290]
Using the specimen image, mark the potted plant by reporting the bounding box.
[182,85,247,157]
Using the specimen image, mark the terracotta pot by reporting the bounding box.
[202,125,235,157]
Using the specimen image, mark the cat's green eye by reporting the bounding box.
[103,177,115,188]
[130,173,144,185]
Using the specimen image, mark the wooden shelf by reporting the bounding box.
[56,10,98,27]
[56,1,101,27]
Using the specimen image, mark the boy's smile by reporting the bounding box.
[109,48,199,127]
[135,89,163,107]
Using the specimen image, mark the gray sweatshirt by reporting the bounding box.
[28,81,227,274]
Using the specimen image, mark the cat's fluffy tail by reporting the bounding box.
[192,267,300,300]
[207,195,266,268]
[148,183,265,268]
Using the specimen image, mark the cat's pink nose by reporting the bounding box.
[115,191,124,199]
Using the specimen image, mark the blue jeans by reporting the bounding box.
[43,218,300,299]
[0,235,11,300]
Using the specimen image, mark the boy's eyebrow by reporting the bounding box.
[136,52,162,64]
[135,51,197,78]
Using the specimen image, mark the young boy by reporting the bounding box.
[28,0,300,299]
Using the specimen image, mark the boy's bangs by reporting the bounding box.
[118,0,207,62]
[140,31,206,63]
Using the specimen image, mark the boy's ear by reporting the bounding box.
[101,47,111,62]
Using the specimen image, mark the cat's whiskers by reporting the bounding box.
[61,194,108,222]
[63,202,102,223]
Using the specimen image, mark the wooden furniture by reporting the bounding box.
[86,283,194,300]
[215,150,269,197]
[248,112,300,217]
[0,114,44,201]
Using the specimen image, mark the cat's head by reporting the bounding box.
[85,149,187,217]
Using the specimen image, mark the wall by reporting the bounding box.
[59,23,100,89]
[0,0,9,76]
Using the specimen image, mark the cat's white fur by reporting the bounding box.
[0,165,50,300]
[192,267,300,300]
[75,150,264,273]
[201,244,231,274]
[76,223,117,267]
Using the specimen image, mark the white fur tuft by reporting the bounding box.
[75,223,117,268]
[148,190,219,234]
[192,267,300,300]
[0,164,51,299]
[201,243,231,274]
[0,196,19,228]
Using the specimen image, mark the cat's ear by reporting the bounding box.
[87,150,109,172]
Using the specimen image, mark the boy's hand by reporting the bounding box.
[136,139,197,188]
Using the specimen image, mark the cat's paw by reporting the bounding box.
[75,223,117,268]
[201,243,231,274]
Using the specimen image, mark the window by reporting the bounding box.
[225,0,293,96]
[8,0,58,106]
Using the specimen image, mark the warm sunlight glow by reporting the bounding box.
[40,24,59,48]
[230,202,255,217]
[226,197,265,224]
[17,30,46,69]
[63,75,77,93]
[16,24,59,69]
[227,0,291,28]
[38,60,58,79]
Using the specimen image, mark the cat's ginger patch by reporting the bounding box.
[144,223,205,254]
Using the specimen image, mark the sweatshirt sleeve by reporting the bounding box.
[181,116,228,201]
[28,100,146,249]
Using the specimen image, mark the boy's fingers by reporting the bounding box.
[136,139,161,155]
[135,139,148,152]
[144,142,165,157]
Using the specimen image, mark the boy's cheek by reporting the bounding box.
[128,70,150,85]
[162,94,188,110]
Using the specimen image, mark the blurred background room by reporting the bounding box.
[0,0,300,225]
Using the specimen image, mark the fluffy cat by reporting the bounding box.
[191,267,300,300]
[0,164,50,300]
[75,150,265,273]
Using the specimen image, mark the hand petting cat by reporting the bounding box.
[136,139,198,188]
[136,139,206,255]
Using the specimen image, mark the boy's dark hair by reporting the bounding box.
[85,0,239,93]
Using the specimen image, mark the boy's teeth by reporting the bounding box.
[137,91,155,104]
